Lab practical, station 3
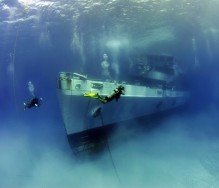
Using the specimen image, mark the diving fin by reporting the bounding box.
[84,92,99,99]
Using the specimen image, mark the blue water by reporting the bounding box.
[0,0,219,187]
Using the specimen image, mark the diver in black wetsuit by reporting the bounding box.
[23,81,43,110]
[24,97,43,110]
[98,85,125,104]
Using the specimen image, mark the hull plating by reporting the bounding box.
[58,92,187,135]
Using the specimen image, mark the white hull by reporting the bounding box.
[58,73,189,136]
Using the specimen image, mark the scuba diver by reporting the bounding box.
[23,81,43,110]
[24,97,43,110]
[84,85,125,104]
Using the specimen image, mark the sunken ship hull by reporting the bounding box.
[58,55,189,152]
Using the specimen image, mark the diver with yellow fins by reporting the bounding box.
[84,85,125,104]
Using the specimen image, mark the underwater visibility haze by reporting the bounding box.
[0,0,219,187]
